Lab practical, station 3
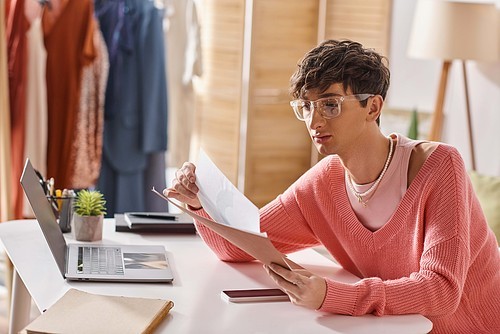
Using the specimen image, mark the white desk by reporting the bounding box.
[0,219,432,334]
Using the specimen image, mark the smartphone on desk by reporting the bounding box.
[221,288,289,303]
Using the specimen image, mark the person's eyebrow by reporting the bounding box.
[317,92,342,99]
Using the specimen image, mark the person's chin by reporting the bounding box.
[311,135,334,155]
[314,143,332,156]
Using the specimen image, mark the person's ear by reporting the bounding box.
[366,95,384,122]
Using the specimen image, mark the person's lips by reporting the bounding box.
[312,133,331,144]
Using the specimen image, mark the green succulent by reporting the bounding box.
[73,190,107,216]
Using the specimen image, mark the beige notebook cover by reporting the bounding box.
[22,289,173,334]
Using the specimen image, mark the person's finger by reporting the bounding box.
[175,168,189,189]
[269,263,307,285]
[164,187,201,209]
[172,178,197,199]
[265,264,301,291]
[164,188,181,201]
[264,265,327,310]
[292,268,313,278]
[173,170,198,195]
[181,162,197,182]
[179,162,197,186]
[163,188,179,198]
[264,265,305,306]
[176,165,199,193]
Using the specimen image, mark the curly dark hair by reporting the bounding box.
[289,40,390,108]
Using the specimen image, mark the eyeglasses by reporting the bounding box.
[289,94,374,121]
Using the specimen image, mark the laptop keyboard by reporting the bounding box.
[77,246,124,275]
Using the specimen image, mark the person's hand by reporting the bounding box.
[264,263,327,310]
[163,162,202,210]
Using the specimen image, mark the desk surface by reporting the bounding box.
[0,219,432,334]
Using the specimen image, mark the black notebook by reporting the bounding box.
[115,213,196,234]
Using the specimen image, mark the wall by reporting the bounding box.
[192,0,392,207]
[387,0,500,176]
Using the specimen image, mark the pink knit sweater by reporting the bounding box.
[194,144,500,333]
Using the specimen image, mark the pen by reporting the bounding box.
[55,189,62,211]
[47,195,59,214]
[48,178,55,196]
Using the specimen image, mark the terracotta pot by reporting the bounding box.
[73,214,103,241]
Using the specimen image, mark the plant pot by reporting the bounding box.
[73,214,103,241]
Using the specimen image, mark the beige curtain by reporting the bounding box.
[164,0,202,168]
[0,0,13,223]
[1,0,14,316]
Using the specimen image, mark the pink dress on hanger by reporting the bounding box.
[6,0,29,219]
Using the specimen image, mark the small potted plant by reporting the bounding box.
[73,190,107,241]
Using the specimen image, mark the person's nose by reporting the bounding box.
[307,105,326,130]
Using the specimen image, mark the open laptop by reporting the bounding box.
[20,159,174,283]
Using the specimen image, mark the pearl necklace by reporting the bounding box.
[346,137,394,207]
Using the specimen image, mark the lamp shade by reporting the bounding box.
[408,0,499,61]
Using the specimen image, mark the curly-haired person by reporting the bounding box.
[165,40,500,333]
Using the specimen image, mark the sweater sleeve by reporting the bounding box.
[319,147,474,317]
[192,191,321,262]
[191,208,254,262]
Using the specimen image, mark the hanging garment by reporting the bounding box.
[23,17,47,218]
[43,0,96,189]
[164,0,202,168]
[98,151,167,215]
[69,22,109,189]
[0,0,13,221]
[95,0,168,215]
[7,0,29,219]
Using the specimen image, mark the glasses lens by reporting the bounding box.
[292,101,310,120]
[318,99,339,118]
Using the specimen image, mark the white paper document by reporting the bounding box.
[196,149,263,235]
[151,149,303,269]
[151,188,293,268]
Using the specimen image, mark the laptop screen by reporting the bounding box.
[20,159,67,277]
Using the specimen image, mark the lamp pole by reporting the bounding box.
[462,61,476,171]
[428,60,477,171]
[408,0,498,172]
[428,61,451,142]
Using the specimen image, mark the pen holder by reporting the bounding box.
[47,195,75,233]
[58,196,74,233]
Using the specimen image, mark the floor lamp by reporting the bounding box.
[407,0,499,171]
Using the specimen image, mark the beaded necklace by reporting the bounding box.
[346,137,394,207]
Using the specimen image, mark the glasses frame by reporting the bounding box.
[289,94,374,121]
